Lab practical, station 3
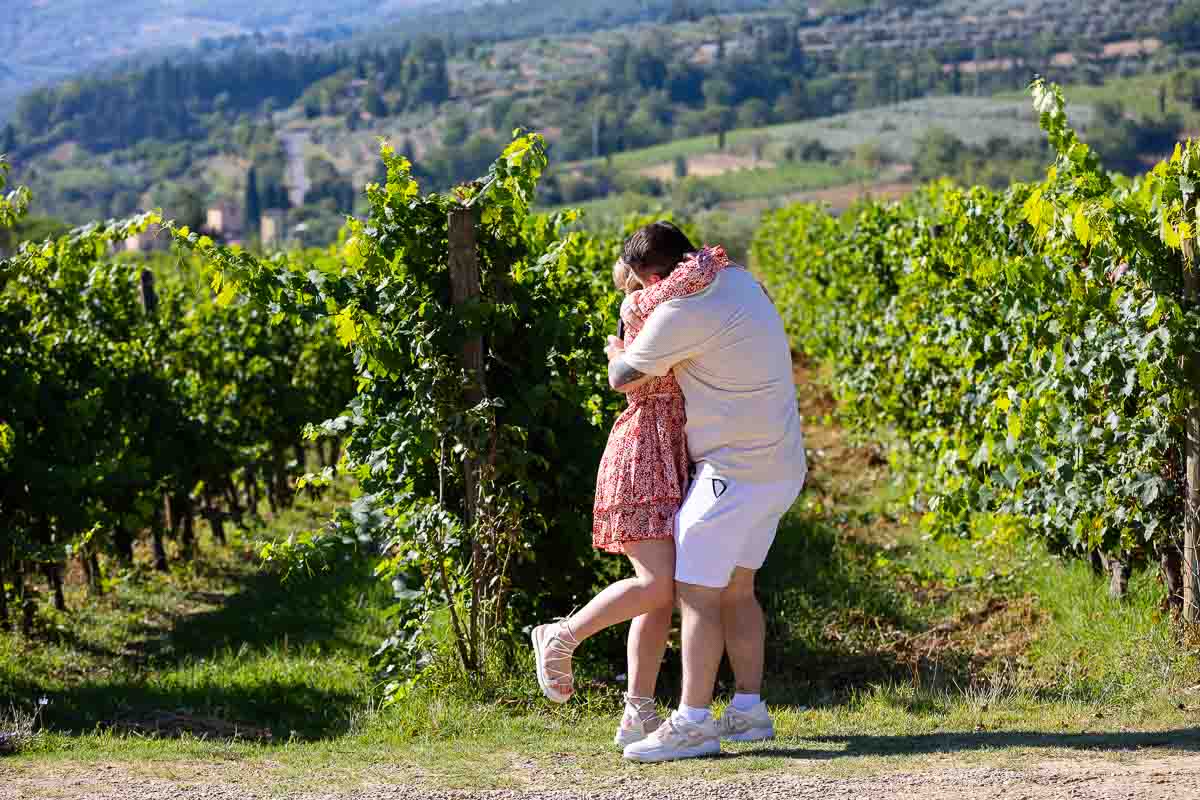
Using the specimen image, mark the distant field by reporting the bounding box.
[544,159,873,220]
[551,94,1076,226]
[692,159,873,201]
[999,72,1200,132]
[573,95,1081,178]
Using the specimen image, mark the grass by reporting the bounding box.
[0,491,392,744]
[687,160,873,203]
[4,370,1200,792]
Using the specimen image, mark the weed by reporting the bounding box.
[0,696,47,755]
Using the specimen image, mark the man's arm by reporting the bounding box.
[609,355,652,393]
[618,294,716,390]
[606,336,654,393]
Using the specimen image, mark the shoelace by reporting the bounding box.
[717,706,748,731]
[655,714,696,743]
[542,620,579,693]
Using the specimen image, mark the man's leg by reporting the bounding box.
[623,578,725,762]
[624,465,738,761]
[677,580,726,709]
[711,473,804,743]
[715,566,776,741]
[721,567,764,696]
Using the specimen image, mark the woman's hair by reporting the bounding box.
[612,258,642,294]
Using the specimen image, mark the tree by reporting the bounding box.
[669,0,695,23]
[673,155,688,179]
[443,114,470,148]
[1162,0,1200,51]
[409,37,451,106]
[737,99,771,129]
[164,185,206,232]
[244,167,261,238]
[1171,70,1200,111]
[400,138,417,165]
[305,156,355,212]
[0,125,15,155]
[913,128,966,181]
[625,48,667,91]
[702,78,735,108]
[364,86,387,118]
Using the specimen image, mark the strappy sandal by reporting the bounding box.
[614,692,663,747]
[531,621,578,703]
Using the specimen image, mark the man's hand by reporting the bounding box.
[606,336,651,393]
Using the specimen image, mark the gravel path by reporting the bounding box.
[6,755,1200,800]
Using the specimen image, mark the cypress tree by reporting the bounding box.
[365,87,387,118]
[244,167,261,238]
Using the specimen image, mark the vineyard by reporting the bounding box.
[0,134,644,685]
[0,157,355,633]
[6,79,1200,796]
[167,135,640,682]
[755,79,1200,613]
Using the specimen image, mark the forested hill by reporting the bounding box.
[3,0,1194,240]
[0,0,779,119]
[0,0,440,117]
[9,42,452,156]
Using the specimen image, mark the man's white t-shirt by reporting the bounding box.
[622,266,807,484]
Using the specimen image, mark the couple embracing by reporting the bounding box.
[531,221,808,763]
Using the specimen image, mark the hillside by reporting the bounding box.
[0,0,780,120]
[0,1,445,119]
[2,0,1194,244]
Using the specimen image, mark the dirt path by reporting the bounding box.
[6,754,1200,800]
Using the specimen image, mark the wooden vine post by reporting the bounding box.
[1185,218,1200,623]
[138,268,158,316]
[447,204,486,670]
[139,271,172,575]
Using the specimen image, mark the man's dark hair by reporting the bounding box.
[622,221,696,281]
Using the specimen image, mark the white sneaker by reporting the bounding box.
[716,701,775,742]
[622,711,720,762]
[613,694,663,748]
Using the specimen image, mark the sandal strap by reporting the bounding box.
[623,693,659,723]
[552,614,580,648]
[541,623,577,687]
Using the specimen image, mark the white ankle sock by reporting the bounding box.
[731,693,761,711]
[678,704,711,724]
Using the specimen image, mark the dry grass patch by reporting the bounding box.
[640,153,773,182]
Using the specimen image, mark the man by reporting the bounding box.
[607,221,807,763]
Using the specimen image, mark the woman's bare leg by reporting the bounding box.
[536,539,675,699]
[627,603,673,699]
[566,538,675,641]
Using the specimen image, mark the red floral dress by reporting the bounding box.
[592,246,731,553]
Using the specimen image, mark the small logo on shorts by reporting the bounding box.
[711,478,728,499]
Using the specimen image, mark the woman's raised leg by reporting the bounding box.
[533,538,675,702]
[570,538,675,641]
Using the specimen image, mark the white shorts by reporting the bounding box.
[674,462,805,588]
